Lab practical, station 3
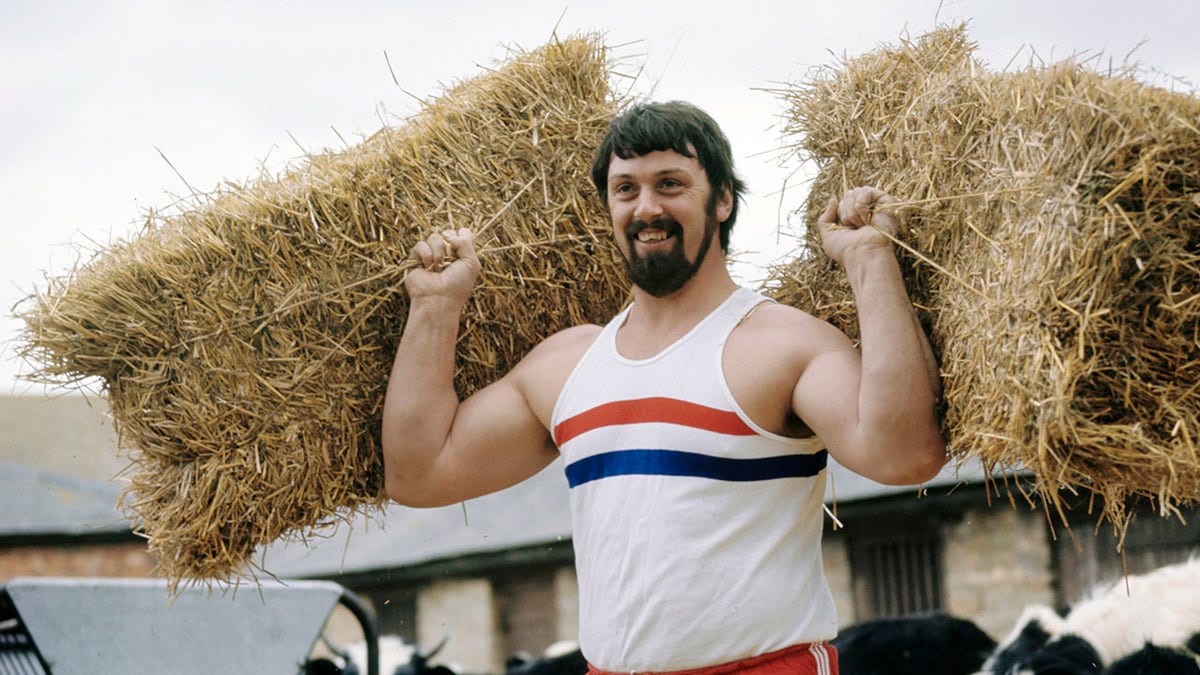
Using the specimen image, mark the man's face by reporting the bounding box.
[605,149,731,297]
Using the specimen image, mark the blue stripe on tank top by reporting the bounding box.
[564,449,828,488]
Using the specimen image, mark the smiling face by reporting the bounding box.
[606,148,733,297]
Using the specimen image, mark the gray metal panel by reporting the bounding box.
[6,577,343,675]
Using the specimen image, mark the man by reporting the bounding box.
[382,101,946,675]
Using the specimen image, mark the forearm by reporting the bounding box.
[381,296,466,496]
[844,248,946,475]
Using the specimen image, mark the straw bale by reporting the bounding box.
[16,34,630,587]
[764,25,1200,534]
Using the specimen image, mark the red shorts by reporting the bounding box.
[586,642,838,675]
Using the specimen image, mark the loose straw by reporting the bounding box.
[763,24,1200,543]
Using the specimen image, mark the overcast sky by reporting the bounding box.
[3,0,1198,395]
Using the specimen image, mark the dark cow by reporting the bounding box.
[994,635,1103,674]
[391,636,456,675]
[300,658,355,675]
[830,611,996,675]
[1102,634,1200,675]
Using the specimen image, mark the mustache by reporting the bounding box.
[625,217,682,239]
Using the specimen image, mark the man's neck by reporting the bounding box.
[618,258,740,358]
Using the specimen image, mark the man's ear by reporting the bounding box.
[715,187,733,223]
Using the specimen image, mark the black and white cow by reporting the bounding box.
[504,640,587,675]
[339,635,458,675]
[976,559,1200,674]
[830,611,997,675]
[974,604,1103,674]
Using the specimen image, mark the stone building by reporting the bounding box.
[5,394,1199,672]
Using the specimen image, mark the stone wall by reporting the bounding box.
[417,577,499,672]
[821,534,856,627]
[553,566,580,647]
[942,504,1056,639]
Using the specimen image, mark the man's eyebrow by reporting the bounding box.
[607,167,690,182]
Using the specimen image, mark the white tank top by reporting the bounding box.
[551,287,837,672]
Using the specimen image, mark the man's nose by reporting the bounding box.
[634,190,664,222]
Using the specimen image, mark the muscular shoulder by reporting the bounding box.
[523,323,603,364]
[732,301,854,358]
[510,323,603,425]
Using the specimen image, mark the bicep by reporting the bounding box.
[398,326,597,507]
[796,345,892,478]
[791,341,873,473]
[403,374,558,507]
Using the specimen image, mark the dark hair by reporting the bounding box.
[591,101,747,252]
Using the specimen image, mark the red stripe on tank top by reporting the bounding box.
[554,396,756,447]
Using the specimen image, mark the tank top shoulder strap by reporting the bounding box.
[696,286,775,345]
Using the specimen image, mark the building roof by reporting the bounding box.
[1,460,131,536]
[1,394,133,538]
[0,394,127,482]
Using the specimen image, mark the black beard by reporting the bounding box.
[623,214,718,297]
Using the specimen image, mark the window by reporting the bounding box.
[846,517,944,619]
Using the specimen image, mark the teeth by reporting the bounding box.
[637,230,667,242]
